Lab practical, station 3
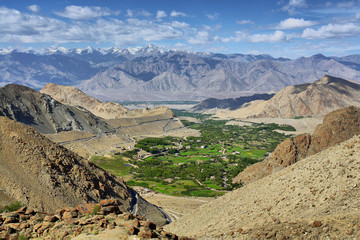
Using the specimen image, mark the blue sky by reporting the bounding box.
[0,0,360,58]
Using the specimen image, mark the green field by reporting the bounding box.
[90,110,294,197]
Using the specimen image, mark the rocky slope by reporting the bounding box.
[0,117,167,225]
[40,83,177,120]
[40,83,129,119]
[216,75,360,119]
[0,199,189,240]
[0,84,113,134]
[233,106,360,185]
[192,93,274,111]
[165,134,360,239]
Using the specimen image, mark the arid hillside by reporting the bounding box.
[41,83,129,119]
[0,116,167,225]
[41,83,177,119]
[216,75,360,119]
[234,106,360,185]
[165,134,360,239]
[0,84,113,134]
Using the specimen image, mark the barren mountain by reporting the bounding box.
[192,93,275,111]
[2,46,360,101]
[40,83,129,119]
[216,75,360,119]
[234,106,360,185]
[78,54,360,101]
[165,133,360,239]
[0,116,167,225]
[0,84,113,134]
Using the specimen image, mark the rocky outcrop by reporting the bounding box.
[0,116,167,225]
[233,106,360,184]
[217,75,360,119]
[0,84,113,134]
[0,199,191,240]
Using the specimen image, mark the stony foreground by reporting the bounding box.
[0,199,192,240]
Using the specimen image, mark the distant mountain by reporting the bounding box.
[192,93,275,111]
[0,84,113,134]
[216,75,360,118]
[1,45,360,100]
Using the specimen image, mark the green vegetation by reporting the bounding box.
[91,110,294,197]
[0,201,23,213]
[90,155,132,179]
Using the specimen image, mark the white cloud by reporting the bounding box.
[282,0,307,14]
[0,7,184,45]
[156,10,167,19]
[248,30,289,42]
[171,21,190,29]
[225,30,290,43]
[55,5,116,20]
[27,5,40,13]
[137,10,152,17]
[302,23,360,39]
[277,18,317,29]
[205,13,219,20]
[236,20,254,25]
[126,9,133,17]
[170,11,187,17]
[188,31,212,44]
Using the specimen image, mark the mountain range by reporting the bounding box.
[1,44,360,101]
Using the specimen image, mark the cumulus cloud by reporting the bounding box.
[236,20,254,25]
[277,18,317,29]
[55,5,116,20]
[0,7,185,45]
[27,5,40,13]
[170,11,187,17]
[302,23,360,39]
[156,10,167,19]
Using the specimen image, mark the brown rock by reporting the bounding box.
[312,221,322,227]
[127,224,139,235]
[138,226,157,238]
[100,205,121,215]
[43,215,59,222]
[99,199,120,207]
[4,217,18,224]
[76,203,97,216]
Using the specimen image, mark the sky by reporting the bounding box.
[0,0,360,58]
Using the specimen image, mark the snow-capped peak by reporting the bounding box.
[0,48,14,55]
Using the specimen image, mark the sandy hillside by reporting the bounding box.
[165,134,360,239]
[215,75,360,119]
